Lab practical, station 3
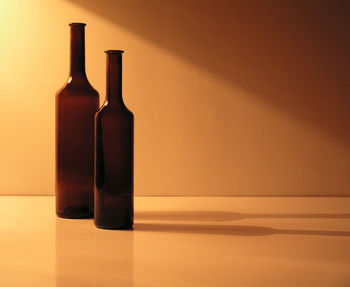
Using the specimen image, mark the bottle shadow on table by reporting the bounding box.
[136,210,350,221]
[134,211,350,237]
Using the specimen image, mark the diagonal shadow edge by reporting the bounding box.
[64,0,350,145]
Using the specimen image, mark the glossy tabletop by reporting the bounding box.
[0,196,349,286]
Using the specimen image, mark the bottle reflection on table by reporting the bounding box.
[55,218,134,286]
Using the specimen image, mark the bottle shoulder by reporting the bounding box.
[96,103,134,120]
[56,82,99,98]
[56,77,99,98]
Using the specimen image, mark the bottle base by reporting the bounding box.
[94,223,134,230]
[56,205,94,219]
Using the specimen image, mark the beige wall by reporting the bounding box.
[0,0,349,196]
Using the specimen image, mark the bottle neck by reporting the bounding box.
[106,52,123,107]
[69,25,87,79]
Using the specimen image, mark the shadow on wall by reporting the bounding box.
[66,0,350,145]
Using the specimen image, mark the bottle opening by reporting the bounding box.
[105,50,124,54]
[69,23,86,27]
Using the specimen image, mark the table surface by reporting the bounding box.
[0,196,349,287]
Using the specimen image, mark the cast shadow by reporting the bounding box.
[135,210,350,237]
[136,210,350,221]
[135,222,350,237]
[65,0,350,145]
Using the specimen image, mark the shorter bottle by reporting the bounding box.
[94,50,134,229]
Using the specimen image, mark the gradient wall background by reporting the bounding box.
[0,0,349,196]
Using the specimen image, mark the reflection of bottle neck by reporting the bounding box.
[106,51,124,107]
[69,23,87,79]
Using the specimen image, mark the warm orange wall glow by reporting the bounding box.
[0,0,349,196]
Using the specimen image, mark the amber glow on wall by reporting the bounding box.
[0,0,349,196]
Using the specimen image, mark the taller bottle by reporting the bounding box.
[56,23,99,218]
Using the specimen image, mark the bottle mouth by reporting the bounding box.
[69,23,86,27]
[105,50,124,54]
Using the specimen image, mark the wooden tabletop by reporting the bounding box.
[0,196,349,286]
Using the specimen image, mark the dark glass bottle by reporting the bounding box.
[55,23,99,218]
[94,50,134,229]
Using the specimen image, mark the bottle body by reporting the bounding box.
[55,23,99,218]
[94,50,134,229]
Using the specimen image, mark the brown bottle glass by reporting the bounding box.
[94,50,134,229]
[55,23,99,218]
